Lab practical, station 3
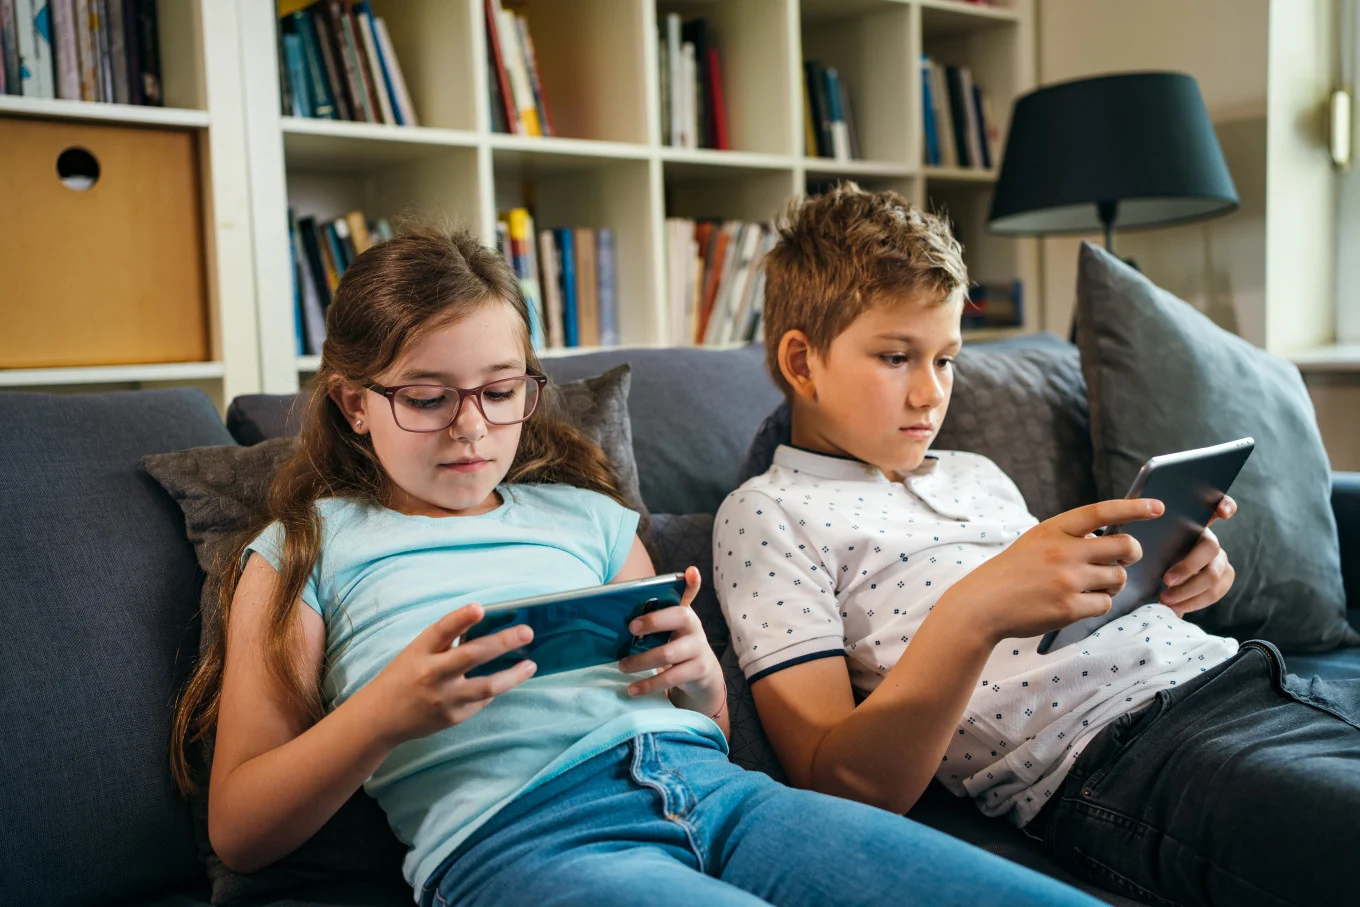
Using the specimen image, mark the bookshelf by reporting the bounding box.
[0,1,1033,401]
[0,1,258,406]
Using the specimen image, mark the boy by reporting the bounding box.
[714,184,1359,907]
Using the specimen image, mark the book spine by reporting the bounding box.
[282,31,310,117]
[51,0,77,99]
[825,66,850,162]
[120,0,137,103]
[666,13,681,146]
[945,65,972,168]
[134,0,158,105]
[292,11,333,118]
[959,67,983,168]
[1,0,18,94]
[483,0,518,133]
[538,229,564,348]
[342,6,378,123]
[354,3,393,125]
[707,47,728,151]
[31,0,54,98]
[94,0,110,101]
[344,210,371,255]
[972,83,991,170]
[14,0,38,97]
[597,228,617,347]
[308,3,350,119]
[803,61,828,157]
[372,17,415,125]
[573,227,598,346]
[681,41,696,149]
[72,0,93,99]
[516,13,552,137]
[330,1,371,122]
[920,55,939,166]
[506,209,545,349]
[105,0,126,103]
[556,228,578,347]
[496,7,538,136]
[658,34,668,145]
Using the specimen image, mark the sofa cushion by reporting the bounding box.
[1076,242,1359,652]
[738,334,1097,521]
[0,389,231,906]
[228,364,650,544]
[541,345,783,515]
[649,513,726,651]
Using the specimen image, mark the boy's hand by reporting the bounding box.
[617,567,725,719]
[1160,495,1237,616]
[943,498,1164,643]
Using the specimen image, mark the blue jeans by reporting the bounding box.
[421,731,1100,907]
[1040,641,1360,906]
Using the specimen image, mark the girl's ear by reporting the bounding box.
[330,381,370,434]
[777,330,818,402]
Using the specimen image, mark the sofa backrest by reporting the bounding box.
[0,389,232,905]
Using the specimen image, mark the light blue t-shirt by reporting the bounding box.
[245,483,726,894]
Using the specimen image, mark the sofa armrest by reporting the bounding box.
[1334,472,1360,611]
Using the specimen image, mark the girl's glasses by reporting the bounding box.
[364,375,547,432]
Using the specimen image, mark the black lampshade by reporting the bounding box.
[988,72,1239,235]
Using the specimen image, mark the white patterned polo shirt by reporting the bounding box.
[714,444,1238,827]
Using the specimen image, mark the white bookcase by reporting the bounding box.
[1,0,1036,403]
[0,0,258,407]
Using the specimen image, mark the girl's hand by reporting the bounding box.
[1160,495,1237,616]
[617,567,725,718]
[360,604,537,748]
[942,498,1164,643]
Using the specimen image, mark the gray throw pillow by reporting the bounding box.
[738,336,1097,521]
[141,366,653,906]
[1076,241,1359,651]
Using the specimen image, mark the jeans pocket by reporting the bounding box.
[1070,847,1182,907]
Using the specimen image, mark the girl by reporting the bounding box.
[170,226,1099,907]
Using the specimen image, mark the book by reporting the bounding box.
[295,216,334,312]
[929,60,956,167]
[920,54,939,166]
[573,226,599,347]
[658,34,669,144]
[962,281,1024,329]
[105,0,126,103]
[972,83,990,169]
[680,40,696,149]
[516,13,553,137]
[1,0,18,95]
[31,0,55,99]
[666,13,681,147]
[538,229,564,348]
[494,3,539,136]
[332,217,356,270]
[596,228,617,347]
[344,210,371,256]
[132,0,158,104]
[291,10,334,118]
[305,3,347,119]
[825,66,850,162]
[281,30,309,116]
[353,3,393,125]
[681,18,708,148]
[331,0,372,122]
[483,0,517,133]
[94,0,110,101]
[372,17,415,125]
[50,0,76,99]
[945,65,972,168]
[554,228,579,347]
[14,0,38,97]
[500,208,545,349]
[958,66,984,168]
[706,47,729,151]
[805,60,834,158]
[291,210,328,355]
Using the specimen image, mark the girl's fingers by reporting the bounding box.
[1164,529,1219,588]
[619,636,702,675]
[627,659,706,697]
[628,602,700,638]
[451,659,538,702]
[437,623,533,676]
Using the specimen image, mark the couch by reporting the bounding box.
[3,339,1357,907]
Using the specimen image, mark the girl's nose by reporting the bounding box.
[448,395,487,441]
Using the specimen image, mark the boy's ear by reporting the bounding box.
[777,330,817,402]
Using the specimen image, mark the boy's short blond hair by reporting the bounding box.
[762,182,968,395]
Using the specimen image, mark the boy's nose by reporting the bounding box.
[908,370,946,409]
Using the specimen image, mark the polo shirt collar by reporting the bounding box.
[772,444,939,484]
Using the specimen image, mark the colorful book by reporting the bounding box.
[501,209,545,349]
[306,2,349,119]
[338,4,376,122]
[495,5,539,136]
[573,227,599,347]
[353,2,393,124]
[484,0,517,132]
[291,10,334,118]
[920,54,939,166]
[825,66,850,162]
[707,47,728,151]
[14,0,38,97]
[596,228,617,347]
[372,16,415,125]
[554,228,579,347]
[31,0,55,99]
[538,229,564,348]
[516,13,552,137]
[50,0,77,98]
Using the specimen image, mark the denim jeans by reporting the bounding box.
[1040,640,1360,907]
[422,731,1101,907]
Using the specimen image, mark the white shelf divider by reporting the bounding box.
[0,362,227,388]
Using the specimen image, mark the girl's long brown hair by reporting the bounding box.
[170,225,624,795]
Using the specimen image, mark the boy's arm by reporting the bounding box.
[751,606,993,815]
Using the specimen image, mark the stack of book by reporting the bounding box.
[920,55,998,169]
[0,0,162,104]
[664,219,775,347]
[277,0,415,125]
[497,209,620,351]
[658,13,728,150]
[803,59,859,161]
[484,0,552,136]
[288,209,395,355]
[962,280,1024,330]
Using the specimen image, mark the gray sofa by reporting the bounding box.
[3,339,1357,907]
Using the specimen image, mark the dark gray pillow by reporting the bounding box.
[1076,241,1359,651]
[738,336,1097,521]
[649,513,725,651]
[143,366,655,905]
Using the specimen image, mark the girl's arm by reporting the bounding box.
[209,554,535,873]
[611,537,731,740]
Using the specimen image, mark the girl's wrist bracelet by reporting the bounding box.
[708,680,728,721]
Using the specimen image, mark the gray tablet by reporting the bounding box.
[1037,438,1255,654]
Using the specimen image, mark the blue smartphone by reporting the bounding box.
[461,573,688,678]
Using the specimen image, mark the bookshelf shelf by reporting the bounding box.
[920,2,1020,38]
[0,96,210,128]
[0,362,227,388]
[961,326,1025,343]
[237,0,1036,396]
[924,165,998,183]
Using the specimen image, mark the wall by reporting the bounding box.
[1035,0,1359,470]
